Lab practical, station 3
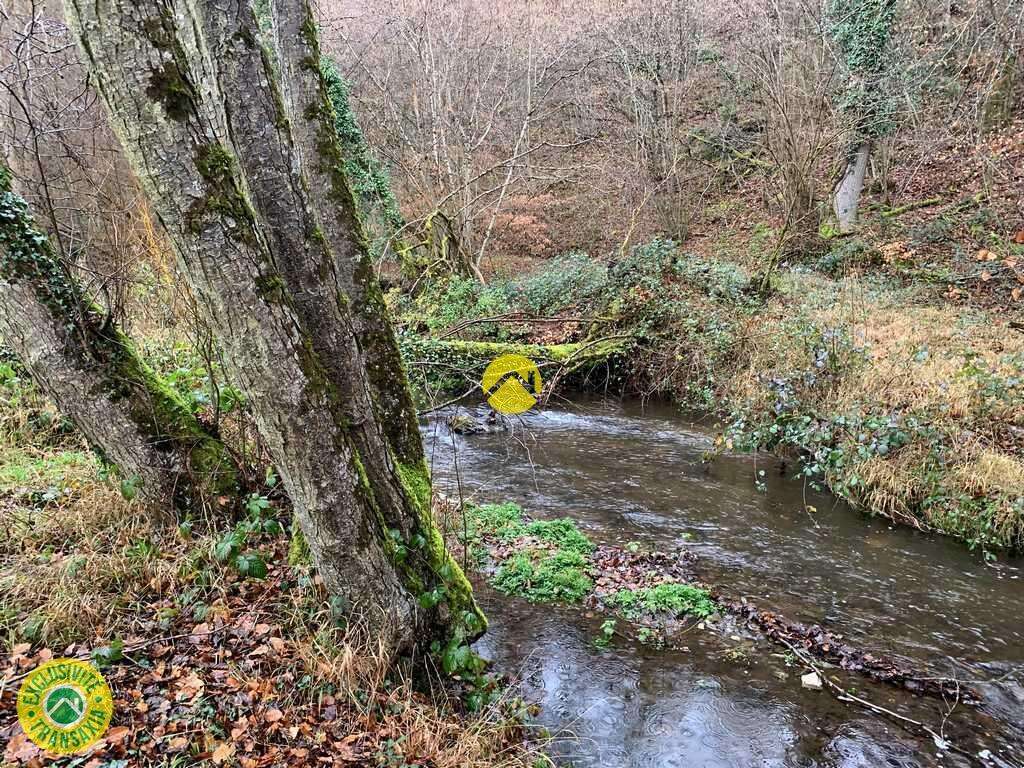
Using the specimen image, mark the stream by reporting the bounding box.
[421,398,1024,767]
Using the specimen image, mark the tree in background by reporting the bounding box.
[0,167,239,519]
[62,0,483,658]
[828,0,899,233]
[319,59,474,287]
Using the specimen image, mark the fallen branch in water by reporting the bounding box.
[770,632,981,764]
[718,596,980,703]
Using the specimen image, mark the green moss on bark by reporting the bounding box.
[188,144,260,246]
[0,167,240,513]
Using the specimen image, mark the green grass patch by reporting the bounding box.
[0,448,94,493]
[492,549,592,603]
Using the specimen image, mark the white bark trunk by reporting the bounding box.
[834,142,871,234]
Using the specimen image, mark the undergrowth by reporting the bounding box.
[0,370,546,767]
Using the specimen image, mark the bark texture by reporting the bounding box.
[0,168,238,518]
[833,142,871,234]
[61,0,483,654]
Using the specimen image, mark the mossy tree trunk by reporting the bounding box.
[62,0,483,656]
[0,168,239,520]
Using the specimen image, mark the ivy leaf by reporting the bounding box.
[91,639,125,667]
[441,643,471,675]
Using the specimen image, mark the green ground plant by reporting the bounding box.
[608,583,717,620]
[466,503,595,604]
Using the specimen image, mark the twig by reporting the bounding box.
[772,634,979,763]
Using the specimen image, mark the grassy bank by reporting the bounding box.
[0,366,543,767]
[392,234,1024,553]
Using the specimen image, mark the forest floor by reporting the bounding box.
[394,121,1024,554]
[0,383,543,768]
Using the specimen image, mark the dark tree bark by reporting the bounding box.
[0,167,239,519]
[61,0,483,655]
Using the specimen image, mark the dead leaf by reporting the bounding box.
[1013,229,1024,244]
[264,708,284,723]
[4,733,41,764]
[105,726,131,745]
[980,270,992,282]
[175,671,205,701]
[212,742,236,765]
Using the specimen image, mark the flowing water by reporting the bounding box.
[421,398,1024,767]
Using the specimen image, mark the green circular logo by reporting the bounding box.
[44,685,87,728]
[17,659,113,754]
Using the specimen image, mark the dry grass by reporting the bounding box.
[0,472,226,647]
[956,449,1024,498]
[724,271,1024,547]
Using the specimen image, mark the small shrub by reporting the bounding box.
[515,251,607,315]
[907,216,953,245]
[607,238,678,293]
[470,504,595,603]
[412,276,515,339]
[816,238,880,275]
[673,252,755,305]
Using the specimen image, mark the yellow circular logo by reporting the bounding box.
[17,659,113,754]
[481,354,542,415]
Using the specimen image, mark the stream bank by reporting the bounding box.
[397,245,1024,552]
[421,398,1024,767]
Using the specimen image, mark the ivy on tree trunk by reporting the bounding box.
[0,167,239,519]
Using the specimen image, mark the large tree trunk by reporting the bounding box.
[62,0,483,655]
[833,142,871,234]
[0,168,239,519]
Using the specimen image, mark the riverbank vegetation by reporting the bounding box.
[394,236,1024,551]
[459,502,719,647]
